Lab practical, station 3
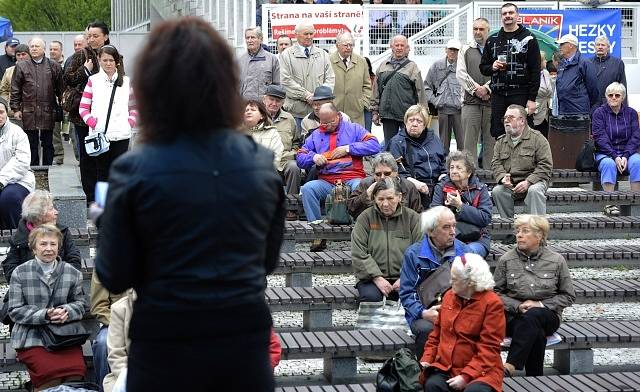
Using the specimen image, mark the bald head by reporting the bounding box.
[318,103,340,132]
[73,34,87,53]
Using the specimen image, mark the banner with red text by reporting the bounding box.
[267,4,366,41]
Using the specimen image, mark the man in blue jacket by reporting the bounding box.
[591,35,627,107]
[554,34,599,116]
[399,206,468,359]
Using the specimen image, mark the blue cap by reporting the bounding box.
[6,38,19,47]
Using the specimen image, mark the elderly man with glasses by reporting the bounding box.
[491,104,552,219]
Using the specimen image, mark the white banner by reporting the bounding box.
[268,4,367,41]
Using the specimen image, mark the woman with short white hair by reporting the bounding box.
[421,253,505,392]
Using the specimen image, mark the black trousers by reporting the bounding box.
[411,319,434,361]
[96,139,129,182]
[506,307,560,376]
[127,330,275,391]
[25,129,53,166]
[530,118,549,139]
[356,278,399,302]
[424,369,494,392]
[490,94,528,138]
[75,124,97,203]
[382,118,404,149]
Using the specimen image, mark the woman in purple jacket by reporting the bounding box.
[592,82,640,216]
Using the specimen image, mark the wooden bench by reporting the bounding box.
[0,227,98,260]
[275,372,640,391]
[276,321,640,383]
[267,279,640,330]
[285,190,640,219]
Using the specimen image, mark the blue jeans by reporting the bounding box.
[300,178,361,221]
[0,183,29,230]
[597,152,640,185]
[466,241,488,257]
[92,326,110,391]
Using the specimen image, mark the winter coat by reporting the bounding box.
[0,121,35,192]
[351,204,422,281]
[280,44,335,118]
[95,130,285,341]
[301,110,351,139]
[399,237,468,326]
[0,66,15,117]
[372,57,427,122]
[3,219,81,283]
[555,51,599,115]
[491,125,552,185]
[479,25,540,101]
[89,272,125,326]
[422,289,505,392]
[63,47,99,126]
[102,292,134,392]
[8,259,88,349]
[238,47,280,102]
[430,175,492,253]
[591,54,627,106]
[296,117,379,184]
[347,175,423,219]
[592,103,640,159]
[424,57,462,114]
[248,123,284,169]
[0,53,15,79]
[10,58,63,131]
[79,69,137,141]
[493,246,576,319]
[272,109,299,172]
[330,51,372,126]
[388,128,445,185]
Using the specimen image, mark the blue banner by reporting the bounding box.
[0,17,13,43]
[519,9,621,58]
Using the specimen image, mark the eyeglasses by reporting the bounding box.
[503,115,521,121]
[607,93,622,98]
[339,43,354,48]
[513,227,534,235]
[319,118,338,126]
[374,170,393,177]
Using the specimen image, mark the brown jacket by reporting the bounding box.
[10,58,63,130]
[493,246,576,319]
[90,271,126,326]
[491,125,553,185]
[63,48,99,126]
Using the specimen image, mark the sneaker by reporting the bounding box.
[604,205,620,216]
[310,239,327,252]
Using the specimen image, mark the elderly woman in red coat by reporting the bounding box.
[421,253,505,392]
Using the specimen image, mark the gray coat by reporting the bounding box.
[424,57,462,114]
[238,47,280,101]
[8,259,88,349]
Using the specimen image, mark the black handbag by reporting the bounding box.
[418,262,451,309]
[39,319,95,352]
[455,221,482,243]
[575,138,597,172]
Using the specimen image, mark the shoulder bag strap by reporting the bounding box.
[380,59,411,90]
[103,82,118,135]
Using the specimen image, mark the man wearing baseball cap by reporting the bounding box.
[553,33,599,116]
[0,38,20,78]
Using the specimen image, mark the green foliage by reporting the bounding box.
[0,0,110,31]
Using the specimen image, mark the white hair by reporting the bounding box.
[29,37,45,47]
[336,31,354,44]
[421,206,454,234]
[245,27,263,40]
[594,35,610,46]
[605,81,626,99]
[21,190,54,224]
[451,253,495,292]
[295,21,315,33]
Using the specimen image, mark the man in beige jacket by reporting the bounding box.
[330,31,371,127]
[280,21,335,129]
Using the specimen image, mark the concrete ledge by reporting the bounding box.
[48,165,86,229]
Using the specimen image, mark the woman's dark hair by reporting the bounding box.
[98,45,125,87]
[246,100,273,127]
[134,17,242,143]
[87,21,110,45]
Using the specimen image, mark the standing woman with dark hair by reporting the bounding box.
[63,21,110,203]
[94,18,284,391]
[79,45,136,182]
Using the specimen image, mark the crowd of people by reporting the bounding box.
[0,0,634,390]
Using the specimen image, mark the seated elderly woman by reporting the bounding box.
[421,253,505,392]
[0,98,35,230]
[243,99,284,169]
[493,215,576,377]
[347,152,423,219]
[8,224,89,390]
[351,177,422,302]
[2,190,82,283]
[592,82,640,216]
[388,105,445,208]
[430,150,492,257]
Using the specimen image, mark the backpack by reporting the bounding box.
[325,179,351,225]
[376,348,422,392]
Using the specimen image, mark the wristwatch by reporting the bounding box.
[345,145,350,154]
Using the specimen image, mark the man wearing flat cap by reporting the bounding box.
[0,38,20,78]
[554,33,599,116]
[424,38,464,155]
[263,84,302,211]
[301,86,351,138]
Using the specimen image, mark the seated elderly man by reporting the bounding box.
[297,103,379,229]
[491,104,552,219]
[263,85,302,211]
[347,152,422,219]
[301,86,351,139]
[399,206,468,360]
